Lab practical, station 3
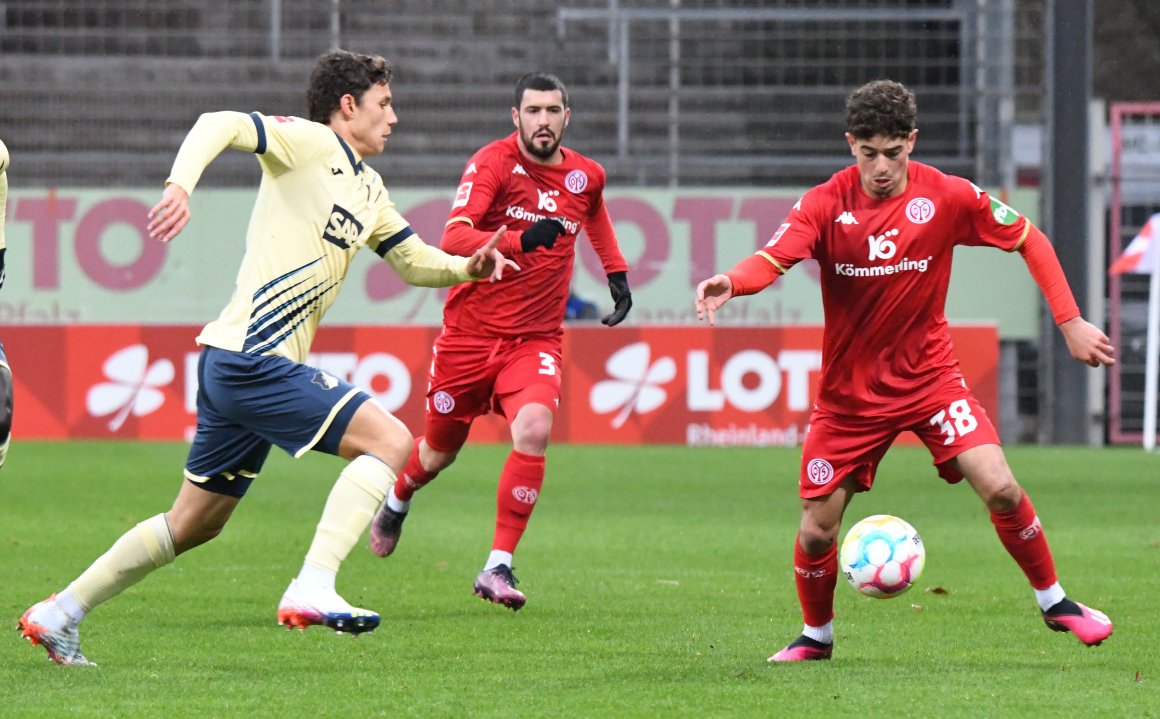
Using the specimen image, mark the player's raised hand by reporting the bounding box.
[695,274,734,326]
[467,225,520,282]
[1059,316,1116,368]
[147,183,192,243]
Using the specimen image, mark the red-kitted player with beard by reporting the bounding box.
[370,73,631,610]
[698,79,1115,661]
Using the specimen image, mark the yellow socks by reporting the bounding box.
[61,513,176,618]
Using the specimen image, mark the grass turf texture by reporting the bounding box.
[0,442,1156,718]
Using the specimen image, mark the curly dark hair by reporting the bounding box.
[307,50,394,123]
[845,80,917,140]
[514,72,569,109]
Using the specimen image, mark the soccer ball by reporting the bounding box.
[839,514,925,599]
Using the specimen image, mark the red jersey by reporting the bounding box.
[743,161,1028,415]
[440,133,628,337]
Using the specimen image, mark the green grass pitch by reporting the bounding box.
[1,441,1156,717]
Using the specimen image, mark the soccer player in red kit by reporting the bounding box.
[696,80,1115,661]
[369,72,631,609]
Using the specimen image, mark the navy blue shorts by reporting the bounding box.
[184,346,370,498]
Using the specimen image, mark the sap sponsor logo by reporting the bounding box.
[590,342,823,427]
[835,211,858,225]
[503,205,579,234]
[834,255,931,278]
[453,181,473,209]
[906,197,936,224]
[686,423,802,447]
[564,169,588,194]
[322,204,364,249]
[806,458,834,485]
[87,344,175,431]
[867,228,899,260]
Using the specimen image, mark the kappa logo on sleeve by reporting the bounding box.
[453,181,473,209]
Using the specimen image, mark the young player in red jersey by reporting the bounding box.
[696,80,1115,661]
[369,73,631,609]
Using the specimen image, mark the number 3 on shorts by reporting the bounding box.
[538,352,557,376]
[929,399,978,445]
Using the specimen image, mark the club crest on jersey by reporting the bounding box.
[905,197,936,224]
[453,181,473,209]
[322,204,363,249]
[565,169,589,194]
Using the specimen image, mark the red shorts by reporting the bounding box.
[798,377,1000,498]
[423,330,563,437]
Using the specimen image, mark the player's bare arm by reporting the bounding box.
[466,225,520,282]
[147,183,192,244]
[1058,316,1116,368]
[695,274,734,326]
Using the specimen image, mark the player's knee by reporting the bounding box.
[376,423,413,473]
[510,404,554,454]
[168,514,228,555]
[797,528,836,555]
[980,478,1022,512]
[799,516,840,553]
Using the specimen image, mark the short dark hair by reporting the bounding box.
[845,80,917,140]
[514,72,569,109]
[307,50,393,123]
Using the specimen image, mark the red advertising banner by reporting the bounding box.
[3,325,998,445]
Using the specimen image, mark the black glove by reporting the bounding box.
[0,248,6,291]
[520,218,566,253]
[601,271,632,326]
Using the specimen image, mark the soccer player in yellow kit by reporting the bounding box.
[18,50,514,666]
[0,136,12,470]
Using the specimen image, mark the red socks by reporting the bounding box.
[492,450,545,553]
[794,536,838,627]
[990,491,1057,590]
[392,437,438,502]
